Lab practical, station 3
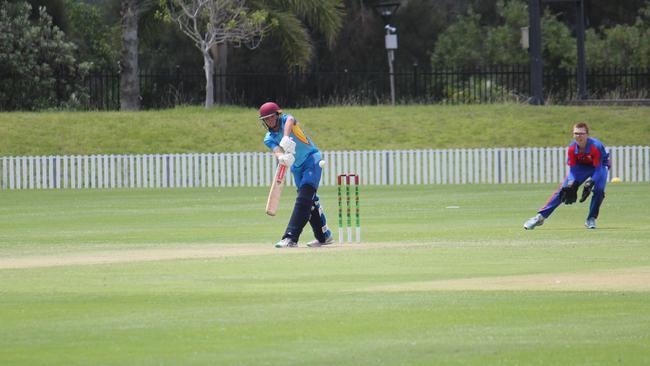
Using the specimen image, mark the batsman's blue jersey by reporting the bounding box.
[263,114,321,168]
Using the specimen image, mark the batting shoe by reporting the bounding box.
[585,217,597,229]
[523,214,545,230]
[306,236,335,248]
[275,238,298,248]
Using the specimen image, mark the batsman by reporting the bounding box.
[524,122,610,230]
[258,102,334,248]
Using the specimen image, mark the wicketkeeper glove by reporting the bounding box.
[559,181,578,204]
[579,177,594,203]
[278,153,295,167]
[279,136,296,154]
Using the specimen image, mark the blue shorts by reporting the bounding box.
[292,152,322,190]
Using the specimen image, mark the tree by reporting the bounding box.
[313,0,380,72]
[25,0,66,29]
[540,8,576,70]
[64,0,116,71]
[431,0,575,70]
[484,0,528,66]
[247,0,344,70]
[390,0,465,72]
[120,0,155,111]
[431,7,484,68]
[0,1,88,110]
[162,0,269,108]
[585,0,650,68]
[543,0,647,28]
[206,0,343,104]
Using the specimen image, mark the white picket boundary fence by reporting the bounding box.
[0,146,648,190]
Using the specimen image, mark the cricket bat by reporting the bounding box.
[265,164,287,216]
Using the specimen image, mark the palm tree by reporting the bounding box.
[209,0,343,104]
[247,0,344,69]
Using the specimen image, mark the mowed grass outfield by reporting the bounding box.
[1,104,650,365]
[1,183,650,365]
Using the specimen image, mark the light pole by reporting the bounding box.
[374,1,400,105]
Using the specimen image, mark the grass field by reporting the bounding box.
[1,183,649,365]
[2,104,650,155]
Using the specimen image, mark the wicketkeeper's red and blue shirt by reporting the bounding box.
[566,137,609,183]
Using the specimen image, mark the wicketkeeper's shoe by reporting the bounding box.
[306,236,335,248]
[275,238,298,248]
[523,214,545,230]
[585,217,597,229]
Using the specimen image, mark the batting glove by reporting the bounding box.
[278,153,295,167]
[279,136,296,154]
[579,177,594,203]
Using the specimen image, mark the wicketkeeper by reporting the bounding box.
[524,122,610,230]
[258,102,334,248]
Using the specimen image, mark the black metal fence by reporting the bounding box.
[84,66,535,109]
[3,66,650,110]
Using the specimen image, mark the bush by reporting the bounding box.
[443,75,521,104]
[0,1,89,110]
